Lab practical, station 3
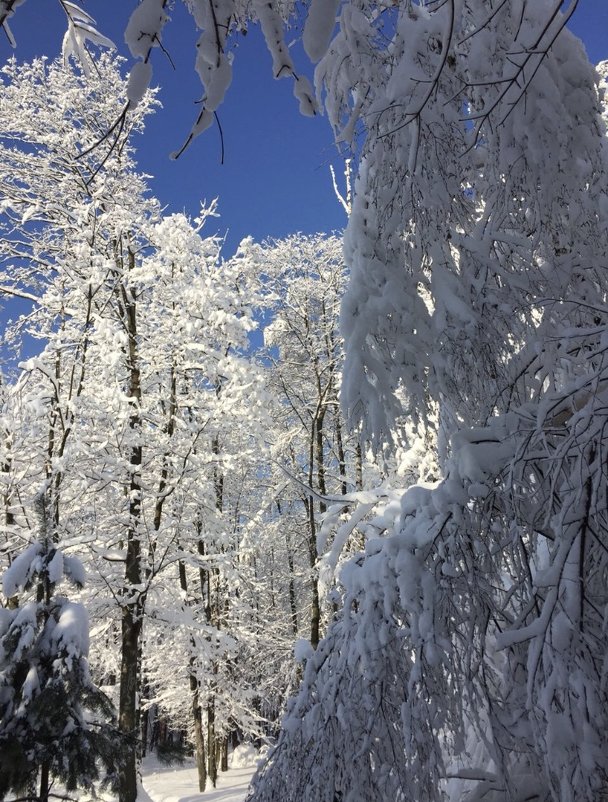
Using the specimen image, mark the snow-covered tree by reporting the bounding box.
[0,492,119,802]
[0,6,592,416]
[247,27,608,802]
[255,234,351,650]
[0,51,277,801]
[3,6,607,802]
[0,52,160,802]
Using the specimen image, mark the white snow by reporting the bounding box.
[20,664,39,701]
[64,554,86,587]
[125,0,167,60]
[47,549,64,585]
[2,542,41,598]
[139,756,257,802]
[8,602,37,661]
[51,600,90,657]
[127,60,153,108]
[303,0,339,63]
[3,756,257,802]
[293,637,313,663]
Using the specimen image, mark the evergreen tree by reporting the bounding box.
[0,493,121,802]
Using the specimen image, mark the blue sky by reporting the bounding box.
[3,2,608,259]
[6,3,348,256]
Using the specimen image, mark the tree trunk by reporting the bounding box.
[335,414,348,496]
[310,574,321,649]
[278,502,298,637]
[207,700,217,787]
[191,675,207,792]
[179,555,207,792]
[306,405,327,650]
[117,248,144,802]
[287,549,298,636]
[355,442,363,492]
[2,436,18,609]
[119,608,142,802]
[206,433,223,788]
[140,701,149,758]
[304,495,320,650]
[39,760,49,802]
[315,409,327,514]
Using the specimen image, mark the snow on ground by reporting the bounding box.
[139,746,259,802]
[6,747,259,802]
[140,761,254,802]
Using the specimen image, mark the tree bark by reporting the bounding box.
[220,737,228,772]
[287,549,298,636]
[117,247,144,802]
[207,700,217,787]
[335,414,348,496]
[178,556,207,792]
[39,760,49,802]
[191,674,207,791]
[118,607,142,802]
[305,494,321,649]
[355,442,363,491]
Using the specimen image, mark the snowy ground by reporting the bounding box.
[139,747,258,802]
[6,748,258,802]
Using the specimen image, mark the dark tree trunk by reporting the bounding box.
[117,248,144,802]
[118,607,142,802]
[335,414,348,496]
[191,675,207,791]
[287,549,298,636]
[304,493,321,650]
[315,409,327,513]
[207,700,217,787]
[277,501,298,637]
[179,553,207,793]
[39,761,49,802]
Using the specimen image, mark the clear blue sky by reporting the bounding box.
[3,2,608,258]
[6,3,348,256]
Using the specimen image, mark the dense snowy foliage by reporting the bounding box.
[0,51,371,802]
[0,4,607,802]
[0,54,272,801]
[246,9,608,802]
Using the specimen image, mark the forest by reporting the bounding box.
[0,2,607,802]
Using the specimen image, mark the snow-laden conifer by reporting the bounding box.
[0,492,120,802]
